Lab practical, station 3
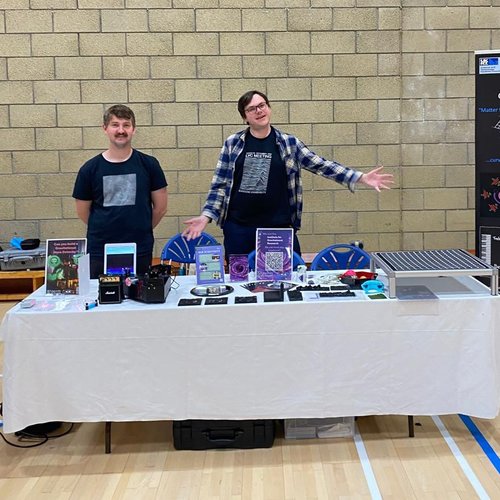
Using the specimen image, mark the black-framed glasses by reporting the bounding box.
[245,102,267,114]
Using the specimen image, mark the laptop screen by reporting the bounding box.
[104,243,137,276]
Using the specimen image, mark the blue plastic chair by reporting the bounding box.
[310,243,371,271]
[247,250,306,272]
[161,232,219,264]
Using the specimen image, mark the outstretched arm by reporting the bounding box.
[182,215,211,241]
[358,166,394,192]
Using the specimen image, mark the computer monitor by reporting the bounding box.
[104,242,137,276]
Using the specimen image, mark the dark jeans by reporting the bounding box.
[222,220,301,262]
[90,253,152,279]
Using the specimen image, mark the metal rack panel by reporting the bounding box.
[370,249,498,298]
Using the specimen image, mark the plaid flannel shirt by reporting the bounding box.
[201,127,363,229]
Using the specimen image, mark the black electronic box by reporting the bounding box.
[126,264,172,303]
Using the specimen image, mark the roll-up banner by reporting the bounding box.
[475,50,500,265]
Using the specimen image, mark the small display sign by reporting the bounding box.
[229,254,249,282]
[45,238,87,295]
[255,228,293,281]
[195,245,225,285]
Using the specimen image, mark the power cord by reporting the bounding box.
[169,274,180,290]
[0,431,48,448]
[0,402,74,448]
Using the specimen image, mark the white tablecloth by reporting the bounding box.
[1,274,499,433]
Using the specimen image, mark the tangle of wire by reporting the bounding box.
[0,402,74,449]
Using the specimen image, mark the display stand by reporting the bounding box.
[370,248,498,298]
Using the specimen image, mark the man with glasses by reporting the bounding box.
[183,90,393,258]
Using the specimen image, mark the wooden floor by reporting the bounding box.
[0,300,499,499]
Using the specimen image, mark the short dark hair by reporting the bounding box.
[237,91,270,119]
[103,104,136,128]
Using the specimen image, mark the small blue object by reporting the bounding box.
[361,279,384,294]
[10,237,24,250]
[85,300,98,311]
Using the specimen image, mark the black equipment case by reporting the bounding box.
[173,420,275,450]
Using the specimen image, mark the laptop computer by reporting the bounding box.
[104,242,137,276]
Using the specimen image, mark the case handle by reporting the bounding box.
[202,428,243,443]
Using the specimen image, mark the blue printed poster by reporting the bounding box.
[195,245,225,285]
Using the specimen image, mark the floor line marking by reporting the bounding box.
[353,423,382,500]
[459,414,500,474]
[433,415,490,500]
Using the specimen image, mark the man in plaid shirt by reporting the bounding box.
[183,90,393,259]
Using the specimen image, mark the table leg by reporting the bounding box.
[408,415,414,437]
[105,421,112,453]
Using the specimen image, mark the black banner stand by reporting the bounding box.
[475,50,500,265]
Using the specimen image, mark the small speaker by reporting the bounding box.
[98,275,123,304]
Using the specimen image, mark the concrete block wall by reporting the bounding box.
[0,1,496,256]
